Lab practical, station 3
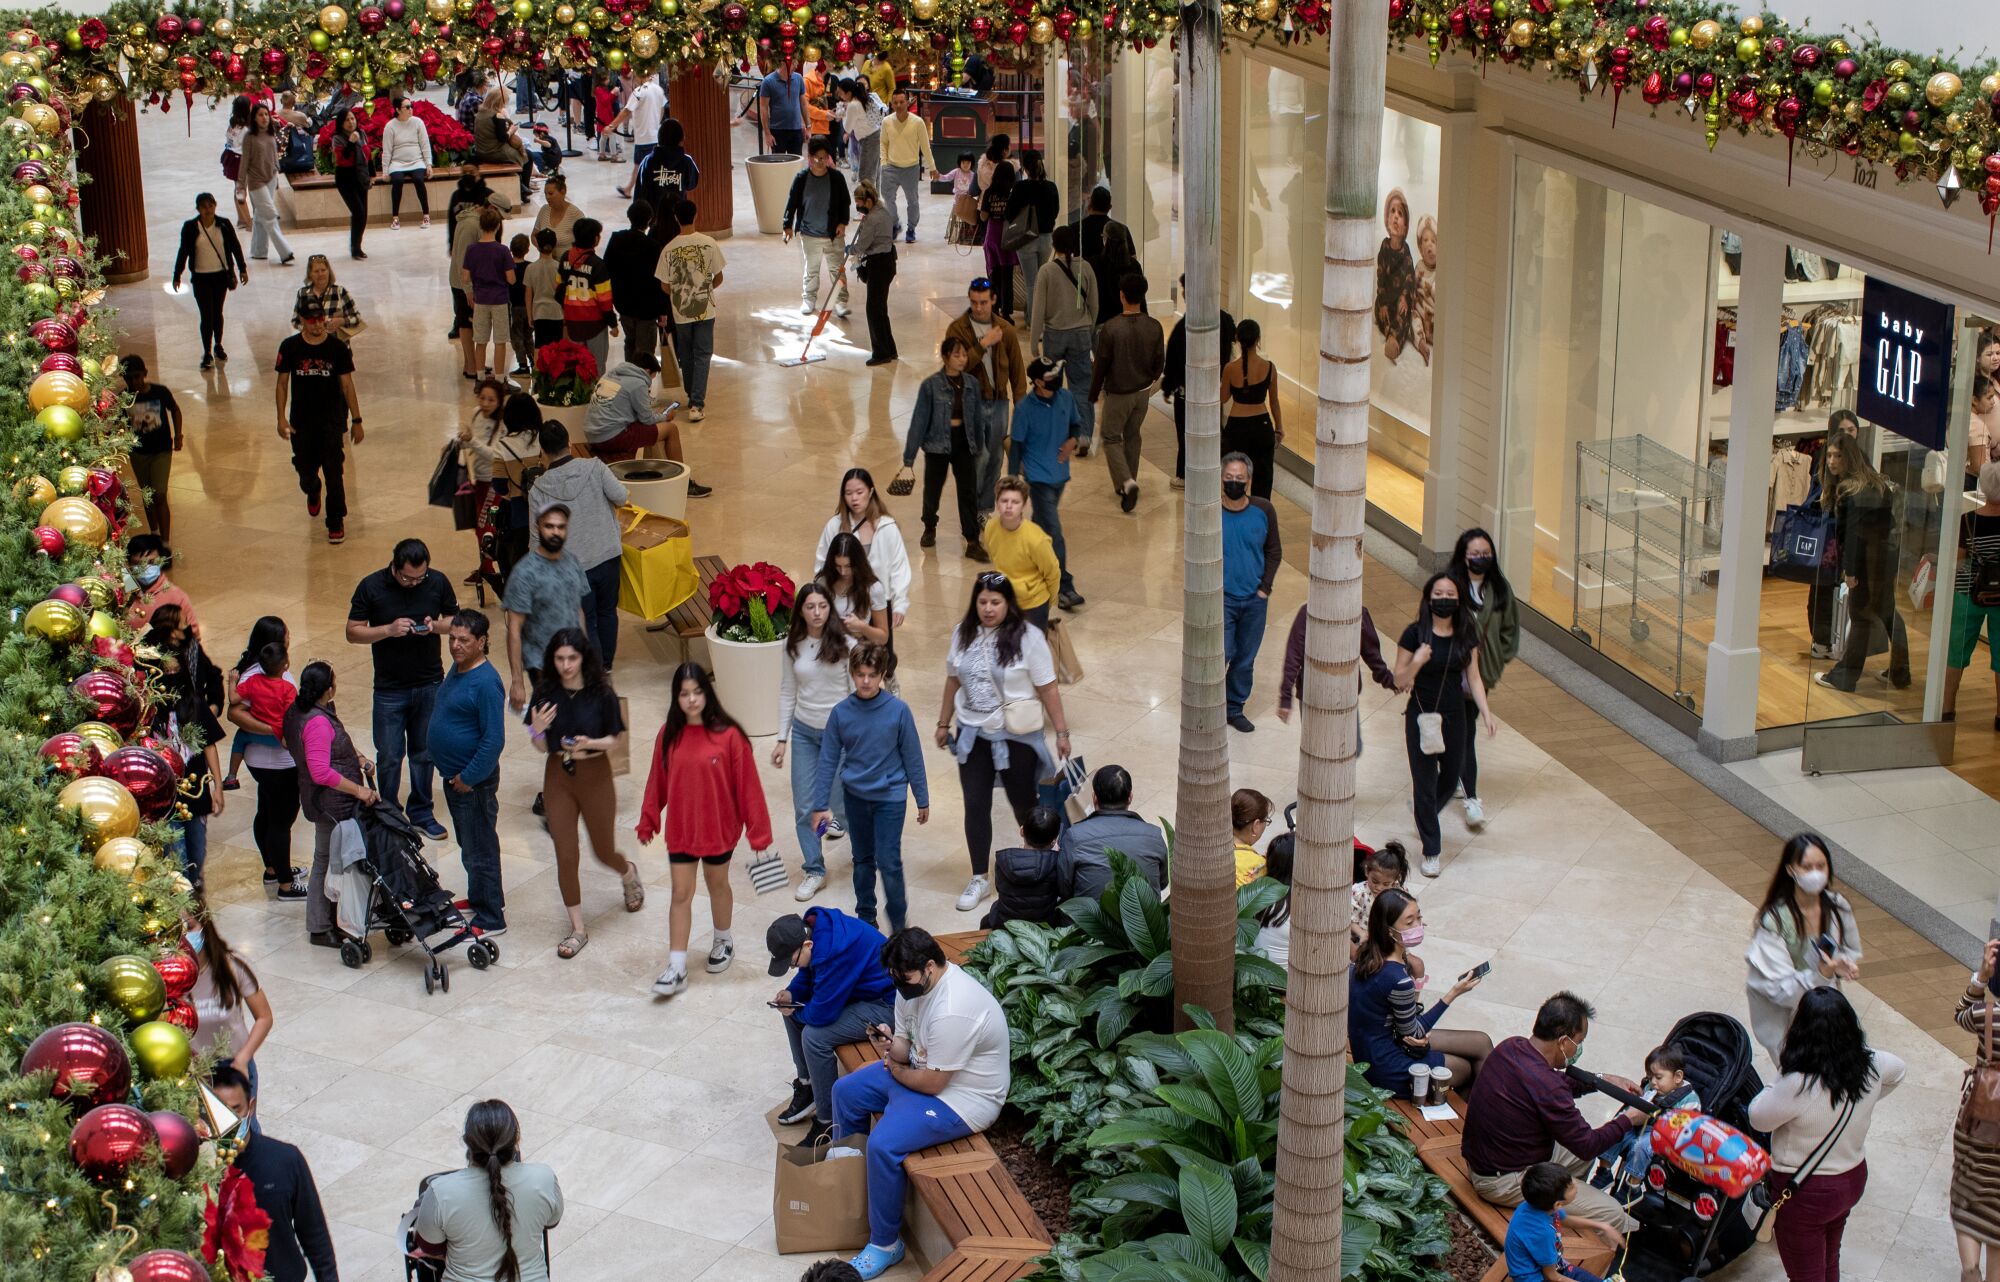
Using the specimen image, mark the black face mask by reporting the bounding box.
[1465,556,1494,575]
[1428,597,1458,619]
[894,972,931,1001]
[539,533,566,554]
[1221,480,1248,500]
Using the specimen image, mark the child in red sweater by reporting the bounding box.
[592,73,621,162]
[637,662,774,998]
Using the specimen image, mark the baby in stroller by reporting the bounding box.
[1592,1042,1702,1197]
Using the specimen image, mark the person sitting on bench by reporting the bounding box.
[829,927,1011,1281]
[982,804,1066,929]
[1057,764,1168,898]
[1460,990,1650,1235]
[768,906,896,1147]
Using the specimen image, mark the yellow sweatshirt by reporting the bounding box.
[982,516,1061,610]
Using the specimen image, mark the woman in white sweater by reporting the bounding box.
[773,584,856,903]
[1744,833,1863,1065]
[813,468,912,627]
[1747,987,1905,1282]
[382,96,435,230]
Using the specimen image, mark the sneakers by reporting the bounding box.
[794,873,825,902]
[1420,854,1441,878]
[390,217,401,230]
[1058,589,1085,610]
[688,406,705,422]
[802,1117,833,1146]
[778,1078,817,1125]
[824,819,845,840]
[1120,481,1140,513]
[532,792,545,817]
[419,819,449,842]
[651,967,688,998]
[920,528,937,549]
[307,495,321,517]
[956,876,989,912]
[965,540,990,563]
[1170,476,1185,490]
[801,299,818,314]
[1462,797,1486,828]
[263,864,302,884]
[904,231,917,244]
[1228,713,1256,733]
[308,930,340,947]
[687,480,714,498]
[275,882,308,901]
[327,528,346,545]
[706,939,734,973]
[422,215,432,228]
[222,776,242,791]
[835,306,853,319]
[1809,643,1833,659]
[200,354,214,371]
[215,347,230,362]
[848,1241,907,1281]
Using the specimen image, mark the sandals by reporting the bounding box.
[557,930,588,959]
[622,862,646,912]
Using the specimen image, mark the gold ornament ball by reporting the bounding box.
[760,3,781,23]
[41,497,109,549]
[1926,71,1962,108]
[15,473,55,507]
[427,0,454,18]
[30,370,89,414]
[1251,0,1278,17]
[94,837,160,882]
[1738,14,1762,35]
[214,16,234,37]
[56,465,90,494]
[1687,18,1719,49]
[458,0,479,13]
[1029,14,1054,41]
[1506,17,1536,46]
[101,954,166,1022]
[1884,58,1909,81]
[130,1020,193,1081]
[604,47,625,68]
[74,576,113,610]
[319,4,351,34]
[571,19,591,35]
[589,6,611,25]
[802,41,821,59]
[18,101,57,137]
[555,2,575,19]
[23,597,85,643]
[632,27,660,57]
[1981,73,2000,99]
[147,42,169,64]
[73,721,124,757]
[57,774,141,840]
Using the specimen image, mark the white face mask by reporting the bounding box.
[1792,868,1829,895]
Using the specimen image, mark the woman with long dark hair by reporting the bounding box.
[1348,888,1491,1096]
[1220,319,1284,500]
[329,107,373,259]
[1392,572,1496,878]
[171,191,250,372]
[820,531,891,646]
[281,661,378,946]
[979,160,1020,320]
[1447,527,1517,831]
[145,605,225,884]
[413,1099,564,1282]
[1748,988,1905,1282]
[1746,832,1863,1063]
[1953,938,2000,1282]
[636,662,774,998]
[1252,828,1294,966]
[904,337,986,557]
[185,889,274,1103]
[813,468,913,627]
[225,616,305,900]
[775,584,855,901]
[1816,431,1911,691]
[937,574,1071,913]
[1804,408,1861,655]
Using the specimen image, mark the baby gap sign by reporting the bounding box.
[1857,276,1955,449]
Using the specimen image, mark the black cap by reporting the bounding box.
[298,299,326,320]
[1028,357,1061,384]
[766,913,809,976]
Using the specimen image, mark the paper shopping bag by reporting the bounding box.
[1046,617,1084,685]
[772,1132,872,1254]
[616,506,698,619]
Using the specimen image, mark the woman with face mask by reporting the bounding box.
[1447,528,1517,832]
[1348,888,1491,1096]
[1745,833,1863,1065]
[1393,572,1497,878]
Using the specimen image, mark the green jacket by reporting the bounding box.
[1467,580,1520,690]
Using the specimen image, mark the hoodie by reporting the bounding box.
[786,906,895,1024]
[635,722,774,855]
[582,360,662,446]
[813,689,929,809]
[529,454,629,572]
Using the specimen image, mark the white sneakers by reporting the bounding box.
[651,968,687,998]
[794,873,825,902]
[1421,854,1441,878]
[956,876,989,912]
[1462,797,1486,828]
[707,940,734,974]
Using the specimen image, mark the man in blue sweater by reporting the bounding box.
[768,905,896,1144]
[809,645,929,935]
[1008,358,1086,611]
[1221,452,1282,733]
[429,609,509,934]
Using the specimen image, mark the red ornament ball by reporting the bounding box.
[1833,57,1857,79]
[359,5,387,32]
[876,1,898,23]
[38,730,102,777]
[153,950,199,1000]
[49,582,88,608]
[161,996,200,1033]
[387,0,407,17]
[149,1108,201,1178]
[1008,18,1027,42]
[154,14,185,43]
[71,1103,156,1181]
[71,670,142,735]
[102,747,178,822]
[127,1251,212,1282]
[23,1022,131,1110]
[31,524,64,556]
[969,13,991,38]
[30,316,76,352]
[722,2,747,29]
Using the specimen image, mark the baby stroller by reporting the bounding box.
[1613,1010,1768,1282]
[338,799,499,994]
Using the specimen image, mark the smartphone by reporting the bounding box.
[1463,960,1492,982]
[869,1022,893,1041]
[562,736,578,749]
[767,999,801,1010]
[410,619,430,634]
[664,399,683,417]
[814,817,831,837]
[1813,933,1836,960]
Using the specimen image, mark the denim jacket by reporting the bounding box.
[903,371,989,463]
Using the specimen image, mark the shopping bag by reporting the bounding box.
[772,1132,872,1254]
[745,848,789,895]
[615,506,698,619]
[658,335,683,392]
[427,440,467,509]
[1038,753,1090,832]
[1829,583,1888,663]
[1046,617,1084,685]
[450,484,480,532]
[1768,503,1835,583]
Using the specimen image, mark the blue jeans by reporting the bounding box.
[784,995,894,1120]
[789,721,847,876]
[442,772,505,931]
[844,789,907,933]
[1041,326,1095,445]
[584,556,622,670]
[974,399,1010,515]
[832,1062,974,1249]
[1223,593,1270,718]
[672,317,716,409]
[1027,481,1073,595]
[372,684,438,827]
[881,163,923,235]
[172,814,209,884]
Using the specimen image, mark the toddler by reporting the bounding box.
[222,642,292,790]
[1351,841,1411,946]
[949,151,978,198]
[507,233,533,376]
[1594,1042,1700,1195]
[1506,1162,1619,1282]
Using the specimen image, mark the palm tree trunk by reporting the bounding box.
[1269,0,1387,1273]
[1169,0,1235,1033]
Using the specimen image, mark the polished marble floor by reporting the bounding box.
[110,100,1979,1281]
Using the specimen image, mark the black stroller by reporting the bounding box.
[401,1170,549,1281]
[338,800,500,993]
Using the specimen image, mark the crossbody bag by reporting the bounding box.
[1753,1095,1857,1242]
[1412,625,1453,756]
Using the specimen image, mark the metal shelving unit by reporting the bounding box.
[1570,436,1727,710]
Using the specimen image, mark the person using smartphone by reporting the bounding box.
[766,908,896,1145]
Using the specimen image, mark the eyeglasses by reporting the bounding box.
[968,277,993,292]
[975,572,1010,590]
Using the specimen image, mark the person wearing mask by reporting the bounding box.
[936,575,1070,913]
[1162,279,1236,488]
[776,584,856,902]
[981,477,1061,632]
[281,661,379,948]
[475,85,534,203]
[1448,528,1517,830]
[1252,830,1294,967]
[1745,833,1863,1065]
[380,96,435,230]
[462,206,518,382]
[1079,186,1136,325]
[1348,888,1492,1095]
[1943,460,2000,725]
[1030,225,1099,454]
[238,106,296,269]
[636,118,700,211]
[558,217,619,373]
[758,60,808,156]
[1009,153,1060,327]
[1089,274,1165,513]
[814,470,912,628]
[838,79,886,186]
[227,617,306,900]
[904,336,986,559]
[1220,320,1284,500]
[1008,358,1085,610]
[412,1100,564,1282]
[172,191,250,372]
[809,644,930,934]
[1815,433,1911,692]
[186,899,274,1103]
[1395,572,1496,877]
[659,199,724,422]
[1219,454,1281,732]
[847,180,899,366]
[207,1065,339,1282]
[290,254,364,336]
[503,504,591,715]
[429,610,509,935]
[1231,787,1275,885]
[1460,991,1649,1237]
[876,90,938,242]
[527,630,639,959]
[784,139,853,318]
[604,197,665,364]
[768,906,897,1146]
[273,301,363,545]
[982,805,1066,930]
[945,277,1028,518]
[978,160,1020,322]
[146,606,223,882]
[1952,939,2000,1282]
[345,539,459,842]
[124,539,199,644]
[328,107,372,259]
[1748,988,1906,1282]
[1058,764,1168,897]
[636,663,776,998]
[530,420,637,669]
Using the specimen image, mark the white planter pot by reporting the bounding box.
[705,626,784,738]
[609,458,688,523]
[536,400,588,448]
[746,153,803,236]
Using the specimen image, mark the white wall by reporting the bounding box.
[1772,3,1989,61]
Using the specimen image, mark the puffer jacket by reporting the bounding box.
[981,846,1065,929]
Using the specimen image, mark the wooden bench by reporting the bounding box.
[1387,1094,1618,1282]
[277,161,525,227]
[650,554,724,657]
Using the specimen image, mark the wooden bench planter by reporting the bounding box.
[276,161,524,229]
[648,553,724,657]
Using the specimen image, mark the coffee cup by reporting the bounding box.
[1408,1062,1432,1104]
[1428,1064,1454,1100]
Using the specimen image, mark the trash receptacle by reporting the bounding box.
[609,458,689,523]
[746,153,802,236]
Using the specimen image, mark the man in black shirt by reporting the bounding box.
[346,538,459,842]
[637,118,701,210]
[209,1064,340,1282]
[1163,277,1237,490]
[1079,186,1136,326]
[604,197,667,364]
[273,300,362,544]
[122,354,183,540]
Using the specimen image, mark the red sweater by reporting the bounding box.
[635,722,775,855]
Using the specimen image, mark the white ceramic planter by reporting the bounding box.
[746,153,803,236]
[705,626,784,738]
[609,458,688,523]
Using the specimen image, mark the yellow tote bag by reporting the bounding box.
[616,505,698,619]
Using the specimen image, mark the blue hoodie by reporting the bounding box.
[813,689,929,809]
[786,906,895,1024]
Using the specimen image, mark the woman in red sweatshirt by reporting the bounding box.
[637,662,775,999]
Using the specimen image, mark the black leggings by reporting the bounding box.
[863,254,897,361]
[388,170,431,215]
[247,762,302,881]
[334,166,368,254]
[1404,709,1465,859]
[957,737,1041,877]
[191,271,230,356]
[921,429,979,544]
[1223,412,1277,500]
[1459,713,1480,798]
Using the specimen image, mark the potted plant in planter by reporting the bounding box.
[705,561,794,737]
[531,337,599,443]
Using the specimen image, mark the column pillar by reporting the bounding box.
[1699,228,1785,759]
[1041,45,1067,222]
[1417,115,1475,566]
[671,64,734,237]
[76,100,148,284]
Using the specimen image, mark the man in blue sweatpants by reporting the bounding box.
[768,906,895,1145]
[830,928,1012,1280]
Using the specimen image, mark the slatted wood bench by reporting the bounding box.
[279,160,525,226]
[649,554,724,656]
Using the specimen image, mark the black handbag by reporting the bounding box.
[428,440,468,509]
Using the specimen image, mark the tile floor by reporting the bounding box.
[109,101,1983,1281]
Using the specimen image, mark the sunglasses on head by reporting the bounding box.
[975,572,1010,590]
[969,277,993,293]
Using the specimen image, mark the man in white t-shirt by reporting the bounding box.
[656,198,725,422]
[829,928,1010,1281]
[613,71,667,199]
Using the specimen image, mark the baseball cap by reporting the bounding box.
[766,913,809,976]
[298,299,326,321]
[1028,358,1061,384]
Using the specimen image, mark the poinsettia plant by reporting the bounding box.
[202,1166,272,1282]
[532,339,599,407]
[313,95,474,173]
[710,562,796,643]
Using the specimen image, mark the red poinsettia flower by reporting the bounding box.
[203,1167,273,1282]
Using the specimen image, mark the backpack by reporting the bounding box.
[279,126,317,174]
